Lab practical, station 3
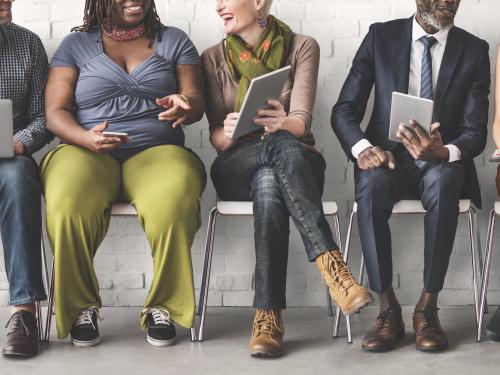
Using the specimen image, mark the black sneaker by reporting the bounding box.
[70,307,102,347]
[144,308,176,347]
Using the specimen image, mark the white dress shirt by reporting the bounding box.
[351,17,462,162]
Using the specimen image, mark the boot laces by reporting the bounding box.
[374,308,397,331]
[5,312,33,337]
[322,251,356,296]
[142,307,174,326]
[415,306,440,331]
[253,309,283,341]
[74,307,102,329]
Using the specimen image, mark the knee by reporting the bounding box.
[422,163,464,208]
[144,191,200,233]
[0,157,38,198]
[355,168,394,211]
[251,168,280,198]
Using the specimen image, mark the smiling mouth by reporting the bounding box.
[437,8,456,17]
[220,14,235,26]
[123,4,144,15]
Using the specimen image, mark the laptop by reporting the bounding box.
[0,99,14,158]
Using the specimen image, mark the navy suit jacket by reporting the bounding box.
[331,17,490,207]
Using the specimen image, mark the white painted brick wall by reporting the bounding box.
[0,0,499,308]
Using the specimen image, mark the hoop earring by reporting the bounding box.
[257,12,268,29]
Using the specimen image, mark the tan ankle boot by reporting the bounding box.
[248,309,284,358]
[316,250,374,315]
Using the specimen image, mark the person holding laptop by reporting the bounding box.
[203,0,373,358]
[0,0,53,358]
[41,0,206,347]
[331,0,489,352]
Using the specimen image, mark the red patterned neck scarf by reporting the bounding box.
[102,23,145,41]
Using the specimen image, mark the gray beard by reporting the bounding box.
[419,10,454,31]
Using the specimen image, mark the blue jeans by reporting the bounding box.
[211,131,337,309]
[0,156,46,305]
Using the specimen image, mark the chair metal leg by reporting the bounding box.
[326,213,343,317]
[36,301,43,342]
[333,210,355,342]
[44,259,55,342]
[38,236,51,342]
[359,254,365,287]
[471,209,488,313]
[467,210,480,331]
[196,207,218,342]
[477,210,496,341]
[326,285,334,317]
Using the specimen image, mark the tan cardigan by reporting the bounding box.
[201,33,320,148]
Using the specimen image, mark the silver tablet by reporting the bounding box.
[0,99,14,158]
[389,92,433,143]
[232,66,291,139]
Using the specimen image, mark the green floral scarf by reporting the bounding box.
[224,16,293,112]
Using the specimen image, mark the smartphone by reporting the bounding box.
[102,131,129,137]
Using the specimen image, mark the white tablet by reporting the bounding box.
[232,66,291,139]
[389,92,434,143]
[0,100,14,158]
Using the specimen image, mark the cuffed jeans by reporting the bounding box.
[211,131,338,309]
[0,156,47,305]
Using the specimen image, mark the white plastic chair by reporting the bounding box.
[43,203,197,342]
[194,201,342,342]
[477,201,500,341]
[334,199,483,343]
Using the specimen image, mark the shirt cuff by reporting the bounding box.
[351,139,373,159]
[13,131,34,154]
[444,144,462,162]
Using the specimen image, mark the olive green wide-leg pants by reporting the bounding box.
[41,145,206,339]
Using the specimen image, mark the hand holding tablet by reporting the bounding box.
[230,66,291,139]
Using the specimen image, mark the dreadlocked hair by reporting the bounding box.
[72,0,165,45]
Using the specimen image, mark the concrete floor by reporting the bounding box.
[0,306,499,375]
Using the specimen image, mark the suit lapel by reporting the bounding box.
[395,17,413,94]
[434,27,464,120]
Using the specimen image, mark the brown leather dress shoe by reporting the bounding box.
[362,306,405,352]
[413,306,448,352]
[249,309,284,358]
[316,250,374,315]
[2,310,39,358]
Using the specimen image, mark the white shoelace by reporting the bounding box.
[74,307,102,329]
[142,308,174,326]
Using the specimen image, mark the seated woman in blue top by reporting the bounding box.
[41,0,206,348]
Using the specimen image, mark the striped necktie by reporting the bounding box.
[415,36,437,169]
[419,36,437,99]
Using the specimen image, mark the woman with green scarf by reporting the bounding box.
[202,0,373,358]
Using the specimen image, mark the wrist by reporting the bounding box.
[439,146,450,161]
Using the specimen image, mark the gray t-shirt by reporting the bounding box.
[51,26,200,160]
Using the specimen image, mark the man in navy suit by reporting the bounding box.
[331,0,490,352]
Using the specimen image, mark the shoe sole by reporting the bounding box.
[415,342,448,353]
[2,349,38,358]
[340,293,375,316]
[250,350,282,358]
[71,335,101,347]
[362,330,405,353]
[146,335,176,347]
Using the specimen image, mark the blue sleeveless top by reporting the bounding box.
[50,27,200,160]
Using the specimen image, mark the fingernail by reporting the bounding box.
[409,119,415,124]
